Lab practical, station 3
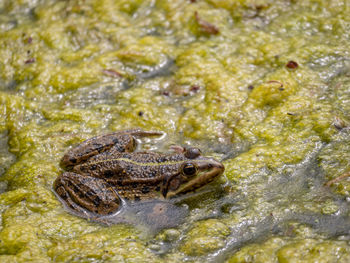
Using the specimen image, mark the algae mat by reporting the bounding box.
[1,0,350,262]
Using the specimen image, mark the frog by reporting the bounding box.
[53,129,225,217]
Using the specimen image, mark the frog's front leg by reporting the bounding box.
[53,172,121,216]
[61,129,162,169]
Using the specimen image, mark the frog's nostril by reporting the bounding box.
[212,161,224,173]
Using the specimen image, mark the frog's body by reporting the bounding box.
[54,129,224,217]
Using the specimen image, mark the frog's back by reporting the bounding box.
[73,151,185,181]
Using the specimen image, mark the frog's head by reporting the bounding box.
[162,147,224,198]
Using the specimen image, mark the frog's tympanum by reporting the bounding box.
[53,129,224,217]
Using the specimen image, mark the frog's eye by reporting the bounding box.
[184,147,202,159]
[182,163,197,177]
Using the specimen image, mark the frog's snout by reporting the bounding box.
[212,159,224,171]
[215,162,225,175]
[208,159,225,177]
[198,158,225,175]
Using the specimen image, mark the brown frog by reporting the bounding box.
[53,129,224,217]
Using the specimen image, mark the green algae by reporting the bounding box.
[227,237,350,263]
[180,219,231,256]
[0,0,350,262]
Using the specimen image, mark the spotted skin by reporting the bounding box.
[54,130,224,216]
[54,173,120,215]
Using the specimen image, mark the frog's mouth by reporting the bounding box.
[164,160,224,198]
